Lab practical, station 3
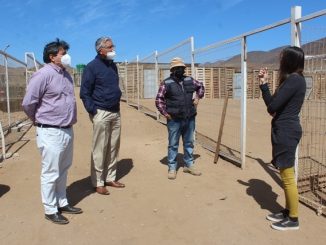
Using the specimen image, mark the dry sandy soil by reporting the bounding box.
[0,88,325,245]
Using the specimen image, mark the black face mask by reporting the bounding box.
[172,67,185,79]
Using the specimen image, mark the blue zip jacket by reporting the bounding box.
[80,55,122,115]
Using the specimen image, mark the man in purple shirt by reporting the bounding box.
[155,57,205,180]
[22,39,82,225]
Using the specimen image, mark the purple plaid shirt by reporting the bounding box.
[155,76,205,116]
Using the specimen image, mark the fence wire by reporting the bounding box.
[0,52,42,161]
[95,9,326,212]
[0,53,27,130]
[117,39,194,118]
[194,41,242,164]
[298,18,326,215]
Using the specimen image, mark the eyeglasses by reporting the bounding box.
[101,44,115,50]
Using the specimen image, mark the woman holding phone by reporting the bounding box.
[258,46,306,231]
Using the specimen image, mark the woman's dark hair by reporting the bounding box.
[43,38,70,63]
[278,46,305,85]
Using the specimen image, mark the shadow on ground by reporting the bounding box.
[160,153,200,171]
[67,176,93,206]
[6,124,32,156]
[0,184,10,198]
[238,178,284,213]
[67,158,133,206]
[116,158,133,181]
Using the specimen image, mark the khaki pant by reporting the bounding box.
[91,109,121,187]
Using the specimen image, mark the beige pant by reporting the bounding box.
[91,109,121,187]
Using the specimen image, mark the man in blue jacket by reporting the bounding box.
[80,36,124,195]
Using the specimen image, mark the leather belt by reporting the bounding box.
[36,123,71,129]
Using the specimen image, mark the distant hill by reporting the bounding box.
[204,37,326,70]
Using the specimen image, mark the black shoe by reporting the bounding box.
[58,205,83,214]
[271,217,299,231]
[266,209,289,222]
[45,212,69,225]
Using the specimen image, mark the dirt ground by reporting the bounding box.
[0,88,325,245]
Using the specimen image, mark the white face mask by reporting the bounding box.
[106,50,116,60]
[61,54,71,67]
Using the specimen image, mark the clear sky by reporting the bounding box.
[0,0,325,66]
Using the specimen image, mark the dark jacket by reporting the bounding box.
[80,55,122,115]
[260,73,306,168]
[164,76,197,119]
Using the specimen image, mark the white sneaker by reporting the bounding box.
[183,166,202,176]
[168,170,176,180]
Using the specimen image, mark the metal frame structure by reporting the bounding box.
[0,51,40,161]
[118,6,326,176]
[25,52,42,85]
[192,7,326,169]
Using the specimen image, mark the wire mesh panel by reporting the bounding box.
[25,52,42,85]
[299,100,326,215]
[298,15,326,215]
[0,52,29,160]
[0,55,6,115]
[157,37,193,82]
[140,53,156,100]
[244,25,291,167]
[194,40,242,164]
[246,31,285,100]
[125,58,141,106]
[133,53,158,117]
[73,64,85,87]
[0,53,27,130]
[117,62,127,101]
[124,39,195,120]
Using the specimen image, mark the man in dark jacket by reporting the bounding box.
[155,57,205,180]
[80,36,124,195]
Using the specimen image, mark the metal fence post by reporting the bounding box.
[4,51,11,130]
[291,6,302,182]
[125,60,129,104]
[155,50,158,86]
[291,6,302,47]
[191,36,195,77]
[24,52,29,86]
[240,36,247,169]
[0,121,6,161]
[137,55,140,110]
[155,51,159,121]
[132,58,135,101]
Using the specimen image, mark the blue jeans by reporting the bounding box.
[167,117,195,171]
